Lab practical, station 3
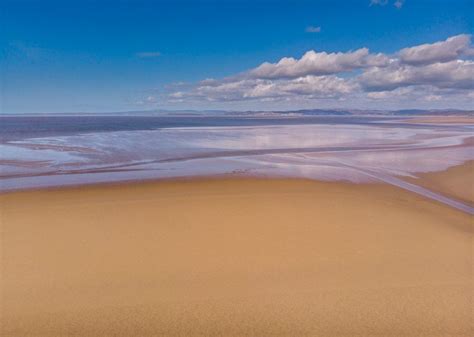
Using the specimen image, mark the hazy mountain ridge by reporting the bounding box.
[2,109,473,117]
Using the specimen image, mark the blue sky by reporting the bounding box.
[1,0,473,113]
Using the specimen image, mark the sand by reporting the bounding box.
[404,160,474,206]
[402,116,474,124]
[1,176,473,336]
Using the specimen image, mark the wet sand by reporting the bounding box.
[404,160,474,206]
[1,177,473,336]
[2,120,473,193]
[402,116,474,124]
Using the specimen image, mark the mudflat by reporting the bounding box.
[402,116,474,124]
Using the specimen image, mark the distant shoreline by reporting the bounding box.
[1,108,473,117]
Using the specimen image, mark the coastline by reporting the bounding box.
[400,116,474,124]
[1,170,473,336]
[2,117,473,195]
[403,160,474,207]
[2,160,473,214]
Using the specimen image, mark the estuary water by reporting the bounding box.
[1,115,473,213]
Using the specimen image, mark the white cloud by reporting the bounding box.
[250,48,390,79]
[306,26,321,33]
[245,76,357,99]
[366,85,473,107]
[168,75,357,102]
[162,34,474,109]
[424,94,442,101]
[360,59,474,91]
[399,34,472,65]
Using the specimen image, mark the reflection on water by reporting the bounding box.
[0,117,472,212]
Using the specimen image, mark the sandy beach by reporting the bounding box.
[402,116,474,124]
[403,160,474,206]
[3,1,474,336]
[1,166,473,336]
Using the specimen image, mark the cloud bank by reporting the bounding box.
[158,34,474,109]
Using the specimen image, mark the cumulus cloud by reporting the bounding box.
[306,26,321,33]
[162,34,474,108]
[170,75,357,102]
[250,49,390,79]
[366,85,473,107]
[399,34,472,65]
[360,59,474,91]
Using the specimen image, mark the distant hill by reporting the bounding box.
[221,109,474,117]
[2,108,473,117]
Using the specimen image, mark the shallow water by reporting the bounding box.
[0,115,473,213]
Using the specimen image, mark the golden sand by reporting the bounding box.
[1,175,473,336]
